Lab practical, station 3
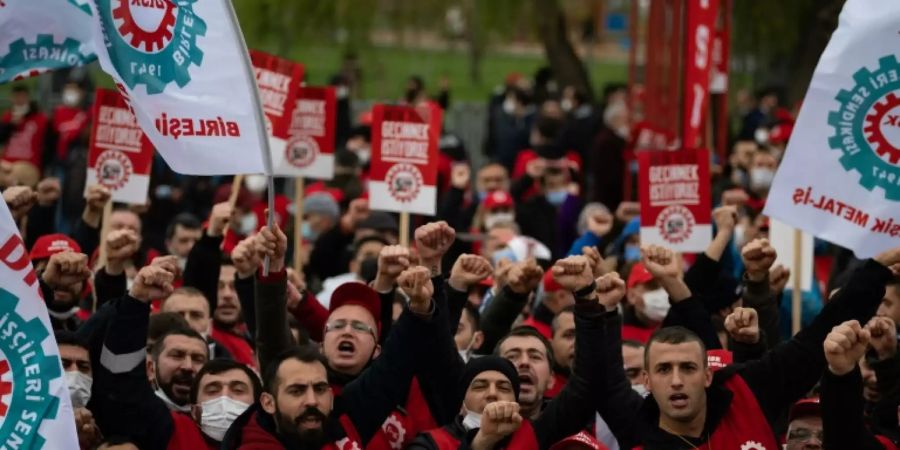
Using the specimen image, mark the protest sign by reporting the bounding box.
[275,86,337,179]
[682,0,719,149]
[764,0,900,257]
[85,88,153,205]
[768,219,814,292]
[369,104,442,216]
[639,148,712,252]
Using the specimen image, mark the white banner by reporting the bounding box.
[0,0,95,83]
[764,0,900,258]
[0,200,77,447]
[768,219,814,292]
[86,0,269,175]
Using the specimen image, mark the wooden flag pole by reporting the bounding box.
[399,211,410,248]
[228,175,245,207]
[791,228,803,335]
[97,201,113,270]
[293,178,305,272]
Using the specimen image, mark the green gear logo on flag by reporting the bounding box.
[96,0,207,94]
[0,288,62,448]
[828,54,900,200]
[0,34,93,83]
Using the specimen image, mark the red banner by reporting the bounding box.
[86,88,153,205]
[249,49,305,140]
[682,0,719,149]
[369,104,442,215]
[639,148,712,252]
[278,86,337,179]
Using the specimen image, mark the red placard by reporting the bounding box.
[682,0,719,149]
[639,148,712,252]
[368,103,443,215]
[275,86,336,179]
[85,88,153,205]
[249,49,305,140]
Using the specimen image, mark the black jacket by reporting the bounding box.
[596,259,893,449]
[821,367,892,450]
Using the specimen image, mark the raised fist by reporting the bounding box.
[231,236,261,278]
[594,272,626,310]
[255,224,288,273]
[207,202,234,238]
[3,185,35,221]
[724,307,760,344]
[84,185,111,212]
[525,158,547,179]
[551,256,594,292]
[587,211,614,237]
[341,198,370,231]
[129,265,175,302]
[581,245,605,278]
[373,245,411,292]
[75,408,102,449]
[874,247,900,275]
[150,255,181,279]
[451,164,471,190]
[106,229,140,263]
[414,221,456,270]
[742,239,777,281]
[506,259,544,294]
[769,264,790,295]
[712,205,738,233]
[397,266,434,313]
[42,251,91,290]
[824,320,870,376]
[474,401,523,448]
[492,258,514,290]
[449,254,492,291]
[36,177,61,207]
[866,316,897,361]
[641,245,680,280]
[614,201,640,223]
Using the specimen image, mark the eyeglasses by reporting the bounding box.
[325,319,376,338]
[787,428,823,442]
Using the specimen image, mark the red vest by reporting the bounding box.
[167,411,216,450]
[424,421,538,450]
[1,111,48,169]
[211,325,257,369]
[634,375,779,450]
[50,105,89,160]
[424,427,461,450]
[349,378,436,450]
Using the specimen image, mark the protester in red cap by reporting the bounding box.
[520,269,572,340]
[31,233,92,331]
[622,261,665,343]
[550,431,609,450]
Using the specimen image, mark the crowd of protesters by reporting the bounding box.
[1,67,899,450]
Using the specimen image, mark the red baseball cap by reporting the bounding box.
[30,234,80,261]
[626,262,654,289]
[706,349,733,371]
[550,431,607,450]
[329,282,382,334]
[543,269,562,293]
[788,397,821,422]
[483,191,514,210]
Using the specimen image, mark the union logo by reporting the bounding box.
[656,205,695,244]
[385,163,423,203]
[0,34,94,84]
[0,288,63,448]
[96,150,133,190]
[285,135,319,169]
[96,0,207,94]
[828,55,900,200]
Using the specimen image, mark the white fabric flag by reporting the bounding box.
[0,0,95,83]
[86,0,270,175]
[764,0,900,257]
[0,200,77,448]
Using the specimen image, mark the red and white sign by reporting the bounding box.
[85,89,153,205]
[682,0,719,149]
[250,49,304,143]
[709,0,730,95]
[273,86,336,179]
[369,104,442,215]
[639,149,712,252]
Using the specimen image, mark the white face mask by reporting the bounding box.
[561,99,574,112]
[62,89,82,107]
[356,148,371,165]
[749,168,775,192]
[244,174,268,194]
[155,388,191,413]
[631,383,649,397]
[502,97,517,115]
[11,104,29,118]
[462,408,482,430]
[65,371,92,408]
[200,395,251,442]
[641,288,670,322]
[484,212,515,229]
[238,213,258,235]
[733,224,746,248]
[176,256,188,272]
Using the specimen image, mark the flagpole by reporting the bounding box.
[223,0,277,274]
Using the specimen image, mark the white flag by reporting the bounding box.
[87,0,270,175]
[764,0,900,257]
[0,201,77,448]
[0,0,95,83]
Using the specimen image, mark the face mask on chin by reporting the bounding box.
[156,387,191,413]
[545,190,568,206]
[200,395,251,442]
[484,212,515,229]
[238,213,258,236]
[462,408,482,430]
[641,287,671,322]
[631,383,649,397]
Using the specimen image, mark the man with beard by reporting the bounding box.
[31,235,92,330]
[410,258,623,449]
[224,222,457,449]
[89,261,266,448]
[210,263,256,368]
[592,246,900,449]
[164,213,203,273]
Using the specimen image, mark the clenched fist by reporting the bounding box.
[150,255,181,278]
[582,246,605,278]
[341,198,370,232]
[824,320,870,376]
[415,221,456,273]
[129,265,175,302]
[231,237,261,278]
[587,211,614,237]
[84,185,111,213]
[36,177,61,207]
[742,239,777,282]
[506,259,544,295]
[397,266,434,314]
[255,224,288,273]
[106,229,140,263]
[724,307,760,344]
[641,245,680,280]
[3,185,35,221]
[866,316,897,361]
[712,205,738,233]
[448,254,492,291]
[551,255,594,292]
[594,272,626,310]
[874,247,900,275]
[42,252,91,291]
[207,202,234,238]
[373,245,411,292]
[473,401,523,450]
